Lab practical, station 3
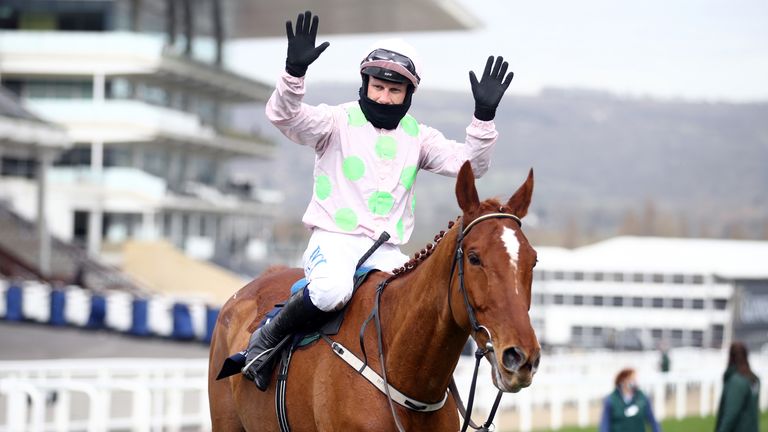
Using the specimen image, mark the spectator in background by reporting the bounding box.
[715,341,760,432]
[599,368,661,432]
[658,342,671,373]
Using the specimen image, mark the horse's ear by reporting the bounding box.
[456,161,480,213]
[507,168,534,218]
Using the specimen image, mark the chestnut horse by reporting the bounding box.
[208,162,540,431]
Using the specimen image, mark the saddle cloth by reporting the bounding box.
[215,267,376,380]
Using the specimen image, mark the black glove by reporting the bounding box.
[285,11,330,77]
[469,56,514,121]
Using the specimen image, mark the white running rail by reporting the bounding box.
[0,358,210,432]
[1,348,767,432]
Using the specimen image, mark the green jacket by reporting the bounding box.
[600,388,661,432]
[715,366,760,432]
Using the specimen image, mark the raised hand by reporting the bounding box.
[469,56,514,121]
[285,11,330,77]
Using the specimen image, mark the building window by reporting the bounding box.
[1,156,37,178]
[104,147,132,167]
[692,275,704,284]
[652,274,665,283]
[632,297,644,308]
[593,272,604,281]
[554,294,564,305]
[691,330,704,347]
[632,273,644,283]
[692,299,705,310]
[554,271,565,280]
[54,145,91,167]
[710,324,724,348]
[612,296,624,307]
[672,298,684,309]
[573,271,584,281]
[713,299,728,310]
[574,295,584,306]
[672,274,685,284]
[532,293,544,306]
[593,296,604,306]
[671,329,684,347]
[612,273,624,282]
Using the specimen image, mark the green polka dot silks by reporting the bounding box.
[400,115,419,137]
[315,175,331,200]
[368,191,395,216]
[334,208,358,231]
[342,156,365,181]
[347,106,368,127]
[375,136,397,160]
[400,166,417,190]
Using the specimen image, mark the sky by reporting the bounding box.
[227,0,768,103]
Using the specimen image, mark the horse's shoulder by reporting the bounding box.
[219,267,304,330]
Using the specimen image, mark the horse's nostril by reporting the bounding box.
[502,347,526,372]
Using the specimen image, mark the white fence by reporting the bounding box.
[0,359,209,432]
[2,348,767,432]
[455,347,768,431]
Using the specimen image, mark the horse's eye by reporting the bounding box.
[468,252,482,266]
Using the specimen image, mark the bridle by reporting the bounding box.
[448,212,522,432]
[449,212,522,341]
[359,212,524,432]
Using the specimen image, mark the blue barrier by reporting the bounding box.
[130,298,150,336]
[86,294,106,329]
[204,307,219,343]
[49,289,66,326]
[2,278,217,344]
[171,303,195,340]
[4,284,23,321]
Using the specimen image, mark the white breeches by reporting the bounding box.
[302,229,409,312]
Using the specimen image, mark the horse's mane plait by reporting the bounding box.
[391,218,457,277]
[390,198,507,278]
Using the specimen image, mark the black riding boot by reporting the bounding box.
[242,288,330,391]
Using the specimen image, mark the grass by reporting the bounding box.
[536,411,768,432]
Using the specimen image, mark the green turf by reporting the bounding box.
[533,411,768,432]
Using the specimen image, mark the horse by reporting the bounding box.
[208,162,541,431]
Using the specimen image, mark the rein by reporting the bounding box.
[353,212,522,432]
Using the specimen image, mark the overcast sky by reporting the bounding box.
[227,0,768,102]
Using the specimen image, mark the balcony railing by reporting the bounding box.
[26,99,272,157]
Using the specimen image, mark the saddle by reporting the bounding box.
[215,267,377,380]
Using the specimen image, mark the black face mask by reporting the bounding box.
[357,76,413,130]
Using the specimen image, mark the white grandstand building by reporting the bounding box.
[531,236,768,352]
[0,0,478,276]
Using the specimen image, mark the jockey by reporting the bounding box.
[243,10,515,391]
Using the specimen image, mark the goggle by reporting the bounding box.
[362,49,420,83]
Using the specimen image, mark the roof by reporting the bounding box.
[224,0,480,38]
[536,236,768,279]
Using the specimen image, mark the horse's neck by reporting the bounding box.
[380,229,469,402]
